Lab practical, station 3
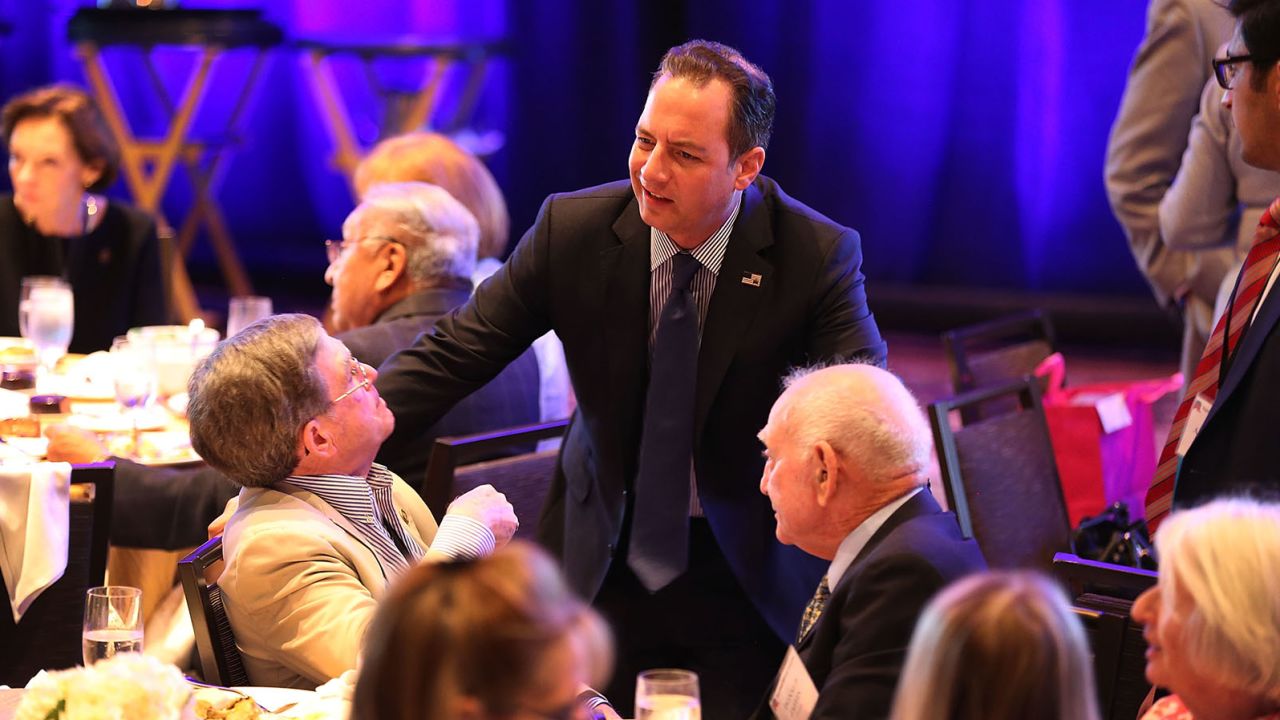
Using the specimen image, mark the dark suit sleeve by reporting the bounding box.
[809,227,887,367]
[813,555,946,720]
[375,196,555,462]
[109,459,239,549]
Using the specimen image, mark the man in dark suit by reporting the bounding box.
[753,364,986,719]
[1155,0,1280,521]
[375,41,886,716]
[326,181,540,501]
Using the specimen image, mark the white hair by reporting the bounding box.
[1156,497,1280,703]
[344,181,479,286]
[781,362,932,483]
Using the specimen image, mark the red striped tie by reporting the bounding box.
[1146,198,1280,529]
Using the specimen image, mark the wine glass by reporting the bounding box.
[226,295,273,337]
[18,276,74,383]
[110,337,156,458]
[83,586,143,665]
[636,669,701,720]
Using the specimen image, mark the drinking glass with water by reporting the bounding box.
[83,586,143,665]
[18,276,73,381]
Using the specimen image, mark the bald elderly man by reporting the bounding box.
[753,363,986,719]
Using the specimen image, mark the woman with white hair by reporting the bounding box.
[1133,498,1280,720]
[890,570,1099,720]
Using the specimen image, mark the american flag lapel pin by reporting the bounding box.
[741,271,763,287]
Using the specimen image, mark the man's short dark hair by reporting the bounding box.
[653,39,775,161]
[1230,0,1280,90]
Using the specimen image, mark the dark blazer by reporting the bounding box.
[347,288,541,499]
[0,195,169,353]
[755,492,987,720]
[375,176,887,638]
[1177,269,1280,505]
[110,460,238,550]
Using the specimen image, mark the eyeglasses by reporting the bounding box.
[329,355,371,405]
[1213,54,1253,90]
[324,235,401,264]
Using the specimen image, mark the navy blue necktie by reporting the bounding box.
[627,252,700,591]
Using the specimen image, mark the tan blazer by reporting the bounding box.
[218,476,438,688]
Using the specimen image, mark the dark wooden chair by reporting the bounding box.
[0,462,114,685]
[423,419,569,538]
[942,310,1057,421]
[929,379,1072,571]
[178,535,248,686]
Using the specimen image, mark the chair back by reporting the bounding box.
[929,379,1072,570]
[423,419,569,537]
[178,535,248,686]
[1071,594,1151,720]
[0,462,114,685]
[942,310,1056,420]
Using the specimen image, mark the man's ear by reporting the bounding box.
[732,146,765,190]
[812,440,840,507]
[299,417,334,459]
[374,242,407,293]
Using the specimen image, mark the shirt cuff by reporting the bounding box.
[430,514,496,560]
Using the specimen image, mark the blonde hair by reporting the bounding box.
[890,571,1099,720]
[352,541,614,720]
[353,132,509,261]
[1155,497,1280,703]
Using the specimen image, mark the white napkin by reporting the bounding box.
[0,387,29,420]
[0,462,72,622]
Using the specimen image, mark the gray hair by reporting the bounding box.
[1156,497,1280,703]
[187,313,330,488]
[344,181,479,287]
[781,362,932,484]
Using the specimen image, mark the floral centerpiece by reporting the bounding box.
[15,653,191,720]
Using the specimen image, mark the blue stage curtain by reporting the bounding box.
[0,0,1153,296]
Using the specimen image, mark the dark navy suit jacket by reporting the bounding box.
[1178,264,1280,506]
[375,176,887,640]
[352,288,541,501]
[754,491,987,720]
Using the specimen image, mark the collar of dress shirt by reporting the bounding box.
[826,486,925,589]
[649,191,742,274]
[285,462,396,525]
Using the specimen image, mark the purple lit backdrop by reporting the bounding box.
[0,0,1153,305]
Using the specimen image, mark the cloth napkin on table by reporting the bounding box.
[0,462,72,623]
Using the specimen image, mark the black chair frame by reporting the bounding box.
[178,535,248,686]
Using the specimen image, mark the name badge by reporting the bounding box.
[1176,393,1213,458]
[769,646,819,720]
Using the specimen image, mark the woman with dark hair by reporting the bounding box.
[1,83,168,352]
[352,541,615,720]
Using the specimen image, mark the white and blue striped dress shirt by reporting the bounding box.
[285,463,494,579]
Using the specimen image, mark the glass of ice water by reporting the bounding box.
[18,276,73,380]
[226,295,273,338]
[636,669,701,720]
[83,586,143,665]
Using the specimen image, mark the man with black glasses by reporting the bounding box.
[1147,0,1280,527]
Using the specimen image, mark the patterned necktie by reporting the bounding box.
[627,252,700,592]
[1146,198,1280,528]
[796,575,830,644]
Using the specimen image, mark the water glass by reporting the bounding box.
[18,276,73,378]
[110,337,157,457]
[83,586,143,665]
[226,295,273,337]
[636,669,701,720]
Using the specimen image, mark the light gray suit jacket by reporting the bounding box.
[1161,80,1280,328]
[219,476,438,688]
[1105,0,1232,374]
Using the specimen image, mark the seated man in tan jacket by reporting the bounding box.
[186,313,517,688]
